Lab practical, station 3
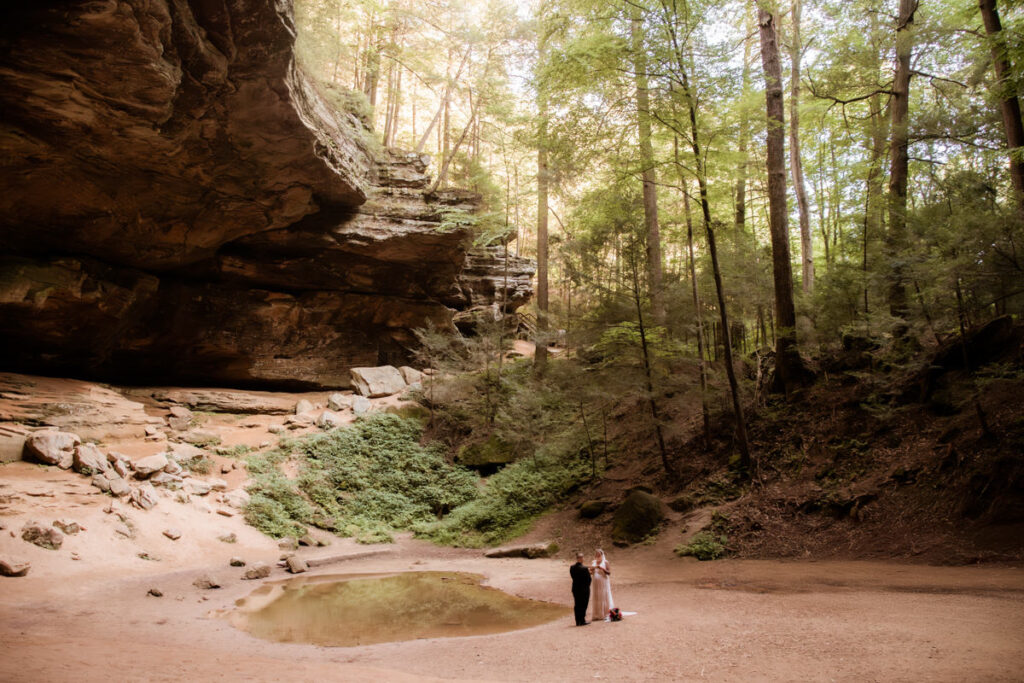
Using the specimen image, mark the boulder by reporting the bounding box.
[611,491,665,546]
[483,542,559,559]
[185,480,212,496]
[24,430,80,468]
[163,528,182,540]
[167,406,193,431]
[130,483,159,510]
[278,537,299,551]
[163,459,183,476]
[317,410,344,430]
[286,556,309,574]
[222,489,251,510]
[181,429,220,446]
[109,478,131,497]
[219,532,238,544]
[166,443,205,465]
[350,366,407,398]
[399,366,424,385]
[208,478,228,492]
[134,453,169,477]
[193,575,221,590]
[456,434,516,471]
[109,454,133,479]
[243,562,271,580]
[268,424,285,435]
[144,425,161,437]
[72,443,109,476]
[22,521,63,550]
[92,474,111,494]
[327,393,352,411]
[229,557,246,567]
[147,587,163,597]
[295,399,315,415]
[0,424,30,464]
[579,500,612,519]
[352,396,372,415]
[52,519,81,535]
[0,558,30,577]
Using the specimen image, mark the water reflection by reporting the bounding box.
[231,571,564,647]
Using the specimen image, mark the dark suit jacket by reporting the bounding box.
[570,561,591,595]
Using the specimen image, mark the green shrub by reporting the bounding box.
[416,451,589,547]
[187,456,214,475]
[675,531,729,561]
[244,493,307,539]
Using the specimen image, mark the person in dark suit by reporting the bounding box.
[570,552,592,626]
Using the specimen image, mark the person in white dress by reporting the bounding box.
[589,548,615,621]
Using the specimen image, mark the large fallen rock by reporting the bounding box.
[24,430,80,469]
[134,453,169,478]
[350,366,407,398]
[483,542,559,559]
[611,491,665,546]
[72,443,109,476]
[243,562,271,580]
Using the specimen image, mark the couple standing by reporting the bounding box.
[570,549,615,626]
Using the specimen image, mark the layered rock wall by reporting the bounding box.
[0,0,532,389]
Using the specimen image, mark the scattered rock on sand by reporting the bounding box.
[216,509,233,517]
[218,532,237,544]
[222,489,250,510]
[182,429,220,445]
[278,537,299,551]
[208,478,228,491]
[167,406,193,431]
[53,519,81,535]
[185,480,212,496]
[144,425,161,437]
[72,443,109,476]
[295,399,314,414]
[163,459,183,476]
[267,424,285,434]
[285,413,314,429]
[317,410,344,430]
[483,542,559,559]
[92,474,112,493]
[352,396,371,415]
[220,462,232,474]
[109,453,133,479]
[149,471,183,488]
[134,453,169,478]
[229,557,246,567]
[22,521,63,550]
[0,424,29,464]
[243,562,271,580]
[24,430,80,469]
[130,483,159,510]
[286,556,309,574]
[0,558,30,577]
[114,523,134,539]
[327,393,351,411]
[167,442,204,466]
[350,366,406,398]
[192,575,221,589]
[611,490,665,546]
[109,477,130,497]
[163,528,181,540]
[147,587,163,597]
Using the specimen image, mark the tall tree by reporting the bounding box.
[535,5,550,375]
[788,0,813,293]
[758,3,802,394]
[630,6,665,324]
[979,0,1024,215]
[886,0,919,321]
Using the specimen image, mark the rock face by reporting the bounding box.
[0,1,534,390]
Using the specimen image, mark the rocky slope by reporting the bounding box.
[0,0,533,389]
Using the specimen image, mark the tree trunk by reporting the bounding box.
[630,8,665,325]
[758,5,802,395]
[535,22,550,375]
[788,0,814,294]
[979,0,1024,215]
[886,0,918,322]
[735,8,755,230]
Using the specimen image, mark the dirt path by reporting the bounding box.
[1,532,1022,682]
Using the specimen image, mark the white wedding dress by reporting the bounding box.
[590,559,615,621]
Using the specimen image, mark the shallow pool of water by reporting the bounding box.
[230,571,565,647]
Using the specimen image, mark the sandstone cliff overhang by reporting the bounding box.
[0,0,534,389]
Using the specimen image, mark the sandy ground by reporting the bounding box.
[2,374,1023,681]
